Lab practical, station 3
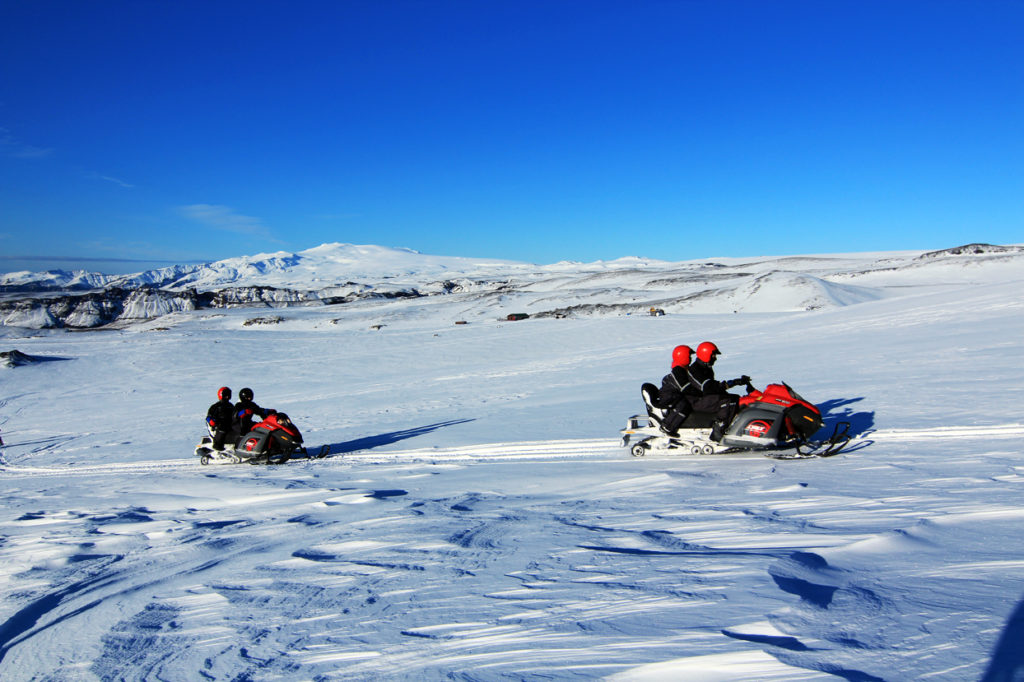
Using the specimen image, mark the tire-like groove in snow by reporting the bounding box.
[2,424,1022,477]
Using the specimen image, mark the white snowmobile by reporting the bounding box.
[621,381,850,459]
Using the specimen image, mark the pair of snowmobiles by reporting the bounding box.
[622,380,850,459]
[195,412,328,465]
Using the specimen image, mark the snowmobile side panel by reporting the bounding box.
[722,403,786,448]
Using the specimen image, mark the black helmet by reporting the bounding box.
[218,386,232,400]
[239,387,254,401]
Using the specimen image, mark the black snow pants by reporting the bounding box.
[690,394,739,440]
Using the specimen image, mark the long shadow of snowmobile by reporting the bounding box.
[326,419,475,456]
[622,379,855,459]
[195,413,325,465]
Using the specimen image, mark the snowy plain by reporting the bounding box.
[1,244,1024,681]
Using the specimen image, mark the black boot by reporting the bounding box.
[660,409,686,438]
[709,420,725,442]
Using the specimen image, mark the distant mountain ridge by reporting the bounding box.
[0,244,528,293]
[2,242,1022,329]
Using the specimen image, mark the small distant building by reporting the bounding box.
[455,320,468,325]
[506,313,529,321]
[649,307,665,317]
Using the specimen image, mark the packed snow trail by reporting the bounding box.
[3,424,1023,477]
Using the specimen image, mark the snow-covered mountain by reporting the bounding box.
[3,242,1023,329]
[2,242,1024,680]
[0,243,527,292]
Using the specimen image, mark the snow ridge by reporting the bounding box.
[3,242,1023,329]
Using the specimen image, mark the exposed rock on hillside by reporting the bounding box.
[918,243,1024,259]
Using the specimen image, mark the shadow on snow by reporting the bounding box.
[818,396,874,439]
[328,419,475,455]
[982,592,1024,681]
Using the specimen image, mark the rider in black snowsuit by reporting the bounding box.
[206,387,236,450]
[233,387,275,436]
[658,345,698,436]
[686,342,749,441]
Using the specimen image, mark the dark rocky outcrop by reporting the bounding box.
[0,284,426,329]
[918,243,1024,259]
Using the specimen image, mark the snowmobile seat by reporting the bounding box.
[677,411,717,429]
[644,383,720,429]
[641,383,666,422]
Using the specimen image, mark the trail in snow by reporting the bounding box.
[4,424,1023,477]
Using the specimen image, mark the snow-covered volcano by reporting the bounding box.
[1,243,1024,680]
[1,243,527,292]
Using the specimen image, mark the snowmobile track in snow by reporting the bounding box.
[2,424,1023,477]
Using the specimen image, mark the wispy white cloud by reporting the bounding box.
[88,172,135,189]
[179,204,278,241]
[1,126,53,159]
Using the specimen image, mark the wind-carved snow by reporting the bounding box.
[0,245,1023,679]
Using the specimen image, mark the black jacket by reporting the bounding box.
[234,399,272,435]
[659,366,698,408]
[206,399,234,431]
[686,360,729,396]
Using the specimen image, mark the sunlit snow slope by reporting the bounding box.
[1,243,1023,680]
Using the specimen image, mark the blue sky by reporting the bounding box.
[1,0,1022,274]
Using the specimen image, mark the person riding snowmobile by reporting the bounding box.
[206,386,236,450]
[657,345,697,436]
[233,387,276,436]
[686,341,750,441]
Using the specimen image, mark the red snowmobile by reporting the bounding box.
[195,413,326,465]
[622,380,850,459]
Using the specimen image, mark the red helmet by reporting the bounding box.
[218,386,232,401]
[671,345,692,368]
[696,341,720,363]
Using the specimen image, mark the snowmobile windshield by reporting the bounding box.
[783,382,808,403]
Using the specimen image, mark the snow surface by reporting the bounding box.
[1,245,1024,680]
